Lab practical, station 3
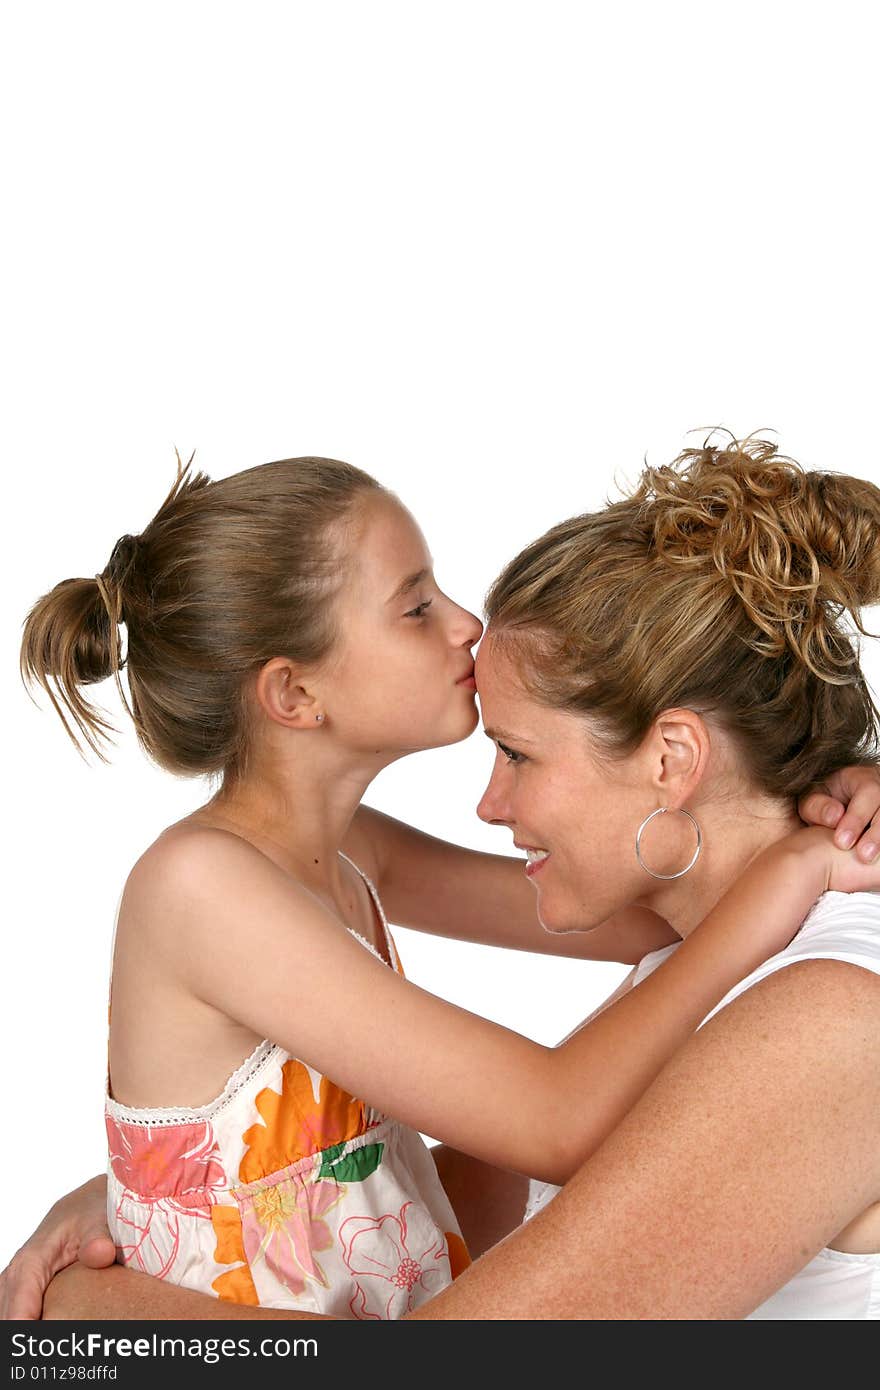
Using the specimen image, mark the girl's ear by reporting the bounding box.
[253,658,323,730]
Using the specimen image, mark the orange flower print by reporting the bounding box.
[340,1202,451,1320]
[444,1230,472,1279]
[238,1174,343,1299]
[239,1059,369,1184]
[210,1205,259,1306]
[105,1116,225,1279]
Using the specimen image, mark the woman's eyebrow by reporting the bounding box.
[483,726,534,744]
[385,567,430,604]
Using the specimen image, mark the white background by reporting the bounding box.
[2,2,879,1262]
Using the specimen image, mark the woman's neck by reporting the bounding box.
[641,797,804,939]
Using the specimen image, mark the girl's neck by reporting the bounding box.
[190,753,379,899]
[641,797,803,939]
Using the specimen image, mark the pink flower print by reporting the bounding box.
[340,1202,451,1320]
[238,1175,343,1300]
[112,1200,185,1280]
[105,1117,226,1279]
[106,1117,225,1206]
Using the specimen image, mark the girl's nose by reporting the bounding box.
[459,606,483,646]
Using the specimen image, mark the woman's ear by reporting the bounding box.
[649,708,711,806]
[252,657,323,730]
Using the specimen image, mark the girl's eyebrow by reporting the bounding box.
[385,567,431,604]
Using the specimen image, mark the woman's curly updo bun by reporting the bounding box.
[485,433,880,798]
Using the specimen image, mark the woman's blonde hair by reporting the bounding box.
[20,454,384,783]
[484,434,880,797]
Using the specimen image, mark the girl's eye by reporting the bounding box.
[498,742,526,765]
[404,600,433,619]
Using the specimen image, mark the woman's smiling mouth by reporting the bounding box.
[517,845,551,878]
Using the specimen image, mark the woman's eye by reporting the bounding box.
[498,742,525,765]
[404,600,433,619]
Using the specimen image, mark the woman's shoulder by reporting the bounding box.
[790,888,880,960]
[698,889,880,1032]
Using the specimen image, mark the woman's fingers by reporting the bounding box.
[0,1235,114,1319]
[79,1234,117,1269]
[0,1252,50,1320]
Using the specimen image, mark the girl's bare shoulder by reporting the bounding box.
[119,819,277,944]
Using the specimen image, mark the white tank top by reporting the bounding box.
[525,890,880,1319]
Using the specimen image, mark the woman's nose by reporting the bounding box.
[477,771,508,826]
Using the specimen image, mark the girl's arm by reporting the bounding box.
[409,957,880,1319]
[345,766,880,964]
[343,805,676,964]
[148,822,879,1188]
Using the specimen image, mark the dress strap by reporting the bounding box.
[105,885,126,1092]
[338,851,402,975]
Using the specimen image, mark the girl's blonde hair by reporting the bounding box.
[20,454,384,783]
[484,434,880,797]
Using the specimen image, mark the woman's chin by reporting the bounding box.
[537,895,603,937]
[536,901,571,935]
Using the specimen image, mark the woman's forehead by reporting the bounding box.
[475,636,533,711]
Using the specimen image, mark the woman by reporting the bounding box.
[5,434,880,1318]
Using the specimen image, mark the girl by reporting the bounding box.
[8,443,880,1319]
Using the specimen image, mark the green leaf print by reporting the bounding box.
[318,1142,384,1183]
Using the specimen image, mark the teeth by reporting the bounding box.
[525,849,550,863]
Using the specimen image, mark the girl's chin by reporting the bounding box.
[416,705,479,752]
[449,702,480,738]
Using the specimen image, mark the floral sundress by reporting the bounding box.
[104,853,470,1318]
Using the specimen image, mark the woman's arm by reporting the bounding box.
[155,824,875,1187]
[20,966,638,1322]
[11,823,877,1322]
[408,957,880,1318]
[43,958,880,1320]
[41,1149,531,1320]
[44,1264,334,1320]
[344,766,880,964]
[0,1177,115,1320]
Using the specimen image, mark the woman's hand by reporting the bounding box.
[0,1176,114,1320]
[798,765,880,862]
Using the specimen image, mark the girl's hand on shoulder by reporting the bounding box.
[0,1176,114,1320]
[797,765,880,863]
[788,824,880,896]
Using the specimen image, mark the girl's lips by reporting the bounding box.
[456,676,477,689]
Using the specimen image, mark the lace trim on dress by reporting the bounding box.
[105,1037,281,1127]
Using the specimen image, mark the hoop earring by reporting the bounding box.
[635,807,702,880]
